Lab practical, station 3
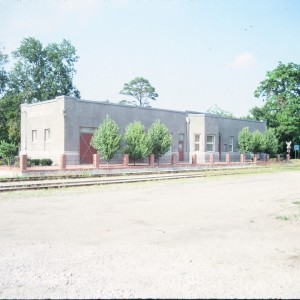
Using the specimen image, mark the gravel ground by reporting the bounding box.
[0,170,300,299]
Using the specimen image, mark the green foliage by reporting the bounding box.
[238,127,278,155]
[10,37,80,103]
[0,140,17,165]
[238,127,252,153]
[119,77,158,107]
[124,121,149,164]
[91,116,122,163]
[0,38,80,144]
[253,62,300,151]
[250,130,265,154]
[263,128,279,155]
[0,93,22,144]
[0,50,8,96]
[147,120,172,163]
[207,104,234,118]
[28,158,53,166]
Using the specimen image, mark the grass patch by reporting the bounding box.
[275,215,290,221]
[292,200,300,205]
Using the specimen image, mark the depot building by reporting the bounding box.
[20,96,266,165]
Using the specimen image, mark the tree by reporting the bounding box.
[90,116,122,163]
[253,62,300,152]
[238,127,252,154]
[0,49,8,96]
[119,77,158,107]
[0,140,17,165]
[123,121,149,165]
[0,37,81,144]
[147,120,172,164]
[0,93,21,144]
[250,130,265,154]
[263,128,278,156]
[9,37,80,103]
[207,104,234,118]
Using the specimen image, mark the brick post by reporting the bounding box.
[149,154,155,167]
[123,154,129,167]
[59,154,66,170]
[20,154,27,172]
[240,153,245,164]
[253,154,258,164]
[266,154,270,162]
[286,154,290,163]
[276,154,280,162]
[226,153,230,164]
[171,153,177,165]
[209,153,215,164]
[192,153,197,165]
[93,154,100,168]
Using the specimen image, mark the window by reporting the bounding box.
[44,129,51,142]
[206,135,215,152]
[194,134,200,151]
[229,136,234,152]
[32,130,37,143]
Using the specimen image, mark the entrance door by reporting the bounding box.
[178,133,184,161]
[80,133,97,164]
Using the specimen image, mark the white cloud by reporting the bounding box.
[231,52,256,69]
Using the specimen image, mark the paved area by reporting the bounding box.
[0,170,300,298]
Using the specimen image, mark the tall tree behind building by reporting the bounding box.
[119,77,158,107]
[252,62,300,152]
[0,37,80,144]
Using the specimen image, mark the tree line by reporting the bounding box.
[91,117,172,164]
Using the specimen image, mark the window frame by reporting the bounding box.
[32,130,37,143]
[44,128,51,142]
[194,133,200,151]
[229,136,234,152]
[206,135,215,152]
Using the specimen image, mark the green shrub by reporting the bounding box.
[27,158,53,166]
[0,141,18,165]
[40,158,53,166]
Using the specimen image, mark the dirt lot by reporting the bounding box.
[1,170,300,298]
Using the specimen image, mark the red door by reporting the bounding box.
[80,133,97,164]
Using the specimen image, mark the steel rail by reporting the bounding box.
[0,168,266,192]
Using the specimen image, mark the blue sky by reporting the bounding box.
[1,0,300,116]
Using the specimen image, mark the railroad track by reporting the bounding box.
[0,167,268,192]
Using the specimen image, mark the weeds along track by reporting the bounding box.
[0,165,282,192]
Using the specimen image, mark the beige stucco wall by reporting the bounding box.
[20,97,66,164]
[187,114,206,163]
